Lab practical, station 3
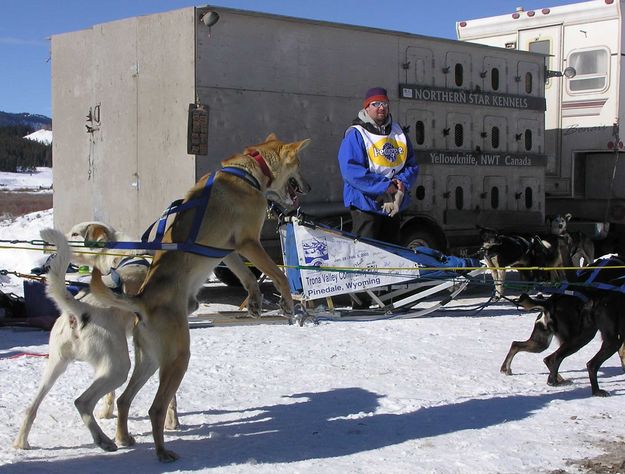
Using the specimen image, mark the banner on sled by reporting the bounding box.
[281,221,420,299]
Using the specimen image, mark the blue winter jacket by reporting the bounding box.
[338,123,419,215]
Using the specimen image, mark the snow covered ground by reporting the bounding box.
[0,167,52,193]
[1,170,624,473]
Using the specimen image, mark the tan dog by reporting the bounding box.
[90,133,310,462]
[67,221,179,426]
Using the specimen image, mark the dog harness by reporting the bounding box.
[103,256,151,292]
[99,167,261,258]
[538,256,625,302]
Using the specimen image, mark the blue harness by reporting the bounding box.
[105,256,151,292]
[98,167,260,258]
[538,257,625,302]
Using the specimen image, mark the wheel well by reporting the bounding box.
[400,217,447,252]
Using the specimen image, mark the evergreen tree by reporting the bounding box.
[0,126,52,172]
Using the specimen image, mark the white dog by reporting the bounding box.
[13,228,134,451]
[13,224,179,452]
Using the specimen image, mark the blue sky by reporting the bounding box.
[2,0,575,117]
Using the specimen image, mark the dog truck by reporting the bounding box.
[457,0,625,253]
[51,6,548,283]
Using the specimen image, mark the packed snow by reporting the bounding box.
[0,170,624,473]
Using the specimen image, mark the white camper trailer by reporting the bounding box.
[457,0,625,250]
[51,5,547,275]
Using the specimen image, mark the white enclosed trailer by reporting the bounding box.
[51,5,547,266]
[457,0,625,250]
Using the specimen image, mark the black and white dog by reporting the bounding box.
[501,255,625,397]
[479,227,568,298]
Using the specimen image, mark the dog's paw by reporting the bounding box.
[12,439,31,450]
[95,434,118,452]
[247,296,262,318]
[500,366,512,375]
[592,389,610,397]
[547,375,570,386]
[116,433,135,447]
[279,297,294,318]
[157,448,180,463]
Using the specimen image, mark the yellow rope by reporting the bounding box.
[1,241,623,274]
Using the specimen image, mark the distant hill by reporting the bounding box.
[24,129,53,145]
[0,111,51,130]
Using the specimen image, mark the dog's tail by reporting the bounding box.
[90,266,144,316]
[40,228,88,318]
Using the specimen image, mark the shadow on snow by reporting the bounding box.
[5,385,595,472]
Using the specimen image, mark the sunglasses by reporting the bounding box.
[369,101,389,108]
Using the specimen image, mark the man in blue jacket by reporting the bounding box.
[338,87,419,245]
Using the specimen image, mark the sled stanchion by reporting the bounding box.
[278,217,485,321]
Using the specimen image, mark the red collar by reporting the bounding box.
[247,149,273,187]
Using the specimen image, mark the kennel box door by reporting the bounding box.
[516,176,541,212]
[445,175,472,212]
[482,176,507,211]
[412,174,434,212]
[444,51,471,90]
[404,108,435,150]
[404,46,433,86]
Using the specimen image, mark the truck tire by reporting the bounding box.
[213,265,262,287]
[400,226,446,252]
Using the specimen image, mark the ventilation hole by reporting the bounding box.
[455,186,464,210]
[491,126,500,149]
[491,186,500,209]
[491,68,500,90]
[455,63,464,87]
[525,129,532,151]
[525,187,533,209]
[416,185,426,200]
[454,124,464,147]
[415,120,425,145]
[525,72,533,94]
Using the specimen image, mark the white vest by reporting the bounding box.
[350,123,408,179]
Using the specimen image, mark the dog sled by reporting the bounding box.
[279,216,485,321]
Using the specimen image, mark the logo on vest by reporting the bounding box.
[373,142,404,163]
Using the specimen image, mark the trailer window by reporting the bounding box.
[455,63,463,87]
[455,186,464,210]
[525,129,532,151]
[529,39,550,71]
[454,124,463,147]
[525,72,533,94]
[490,187,500,209]
[491,68,500,91]
[568,49,609,92]
[491,126,500,149]
[415,120,425,145]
